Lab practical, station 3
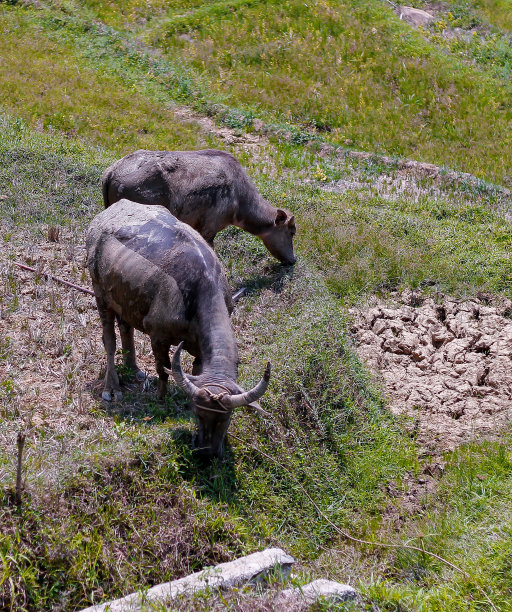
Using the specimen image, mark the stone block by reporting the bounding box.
[400,7,435,27]
[81,548,295,612]
[276,579,359,608]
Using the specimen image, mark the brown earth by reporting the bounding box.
[350,291,512,451]
[0,227,161,493]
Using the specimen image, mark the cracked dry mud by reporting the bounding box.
[351,292,512,451]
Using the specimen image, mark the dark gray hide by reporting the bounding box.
[102,149,297,265]
[86,200,270,458]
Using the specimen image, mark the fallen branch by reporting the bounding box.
[13,262,95,297]
[15,431,26,508]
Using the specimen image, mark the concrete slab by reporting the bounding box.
[81,547,295,612]
[276,579,360,608]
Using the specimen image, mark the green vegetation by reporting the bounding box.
[366,436,512,610]
[3,1,512,181]
[2,0,512,610]
[430,0,512,32]
[12,0,512,181]
[275,176,512,299]
[0,8,210,155]
[474,0,512,31]
[0,115,108,227]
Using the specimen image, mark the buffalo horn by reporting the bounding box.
[164,342,201,398]
[223,362,271,408]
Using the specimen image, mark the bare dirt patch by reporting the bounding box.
[0,226,164,494]
[350,291,512,451]
[172,106,266,148]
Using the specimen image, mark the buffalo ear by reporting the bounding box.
[275,209,287,225]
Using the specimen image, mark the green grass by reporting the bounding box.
[429,0,512,32]
[1,435,252,609]
[4,2,512,182]
[474,0,512,31]
[365,436,512,610]
[0,115,108,228]
[0,7,211,156]
[34,0,512,183]
[254,172,512,300]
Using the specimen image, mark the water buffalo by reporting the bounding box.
[101,149,297,265]
[86,199,271,458]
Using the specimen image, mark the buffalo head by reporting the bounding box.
[165,343,271,459]
[258,209,297,266]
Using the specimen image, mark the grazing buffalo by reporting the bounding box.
[101,149,297,265]
[86,200,271,458]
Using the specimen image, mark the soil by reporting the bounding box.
[0,228,160,492]
[350,291,512,451]
[172,106,267,148]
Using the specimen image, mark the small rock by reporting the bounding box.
[356,330,382,346]
[444,338,472,363]
[372,319,388,336]
[318,144,335,157]
[276,579,359,609]
[473,335,494,353]
[383,336,405,354]
[398,331,419,354]
[487,357,512,394]
[462,364,486,386]
[423,462,445,478]
[416,313,438,330]
[430,324,454,347]
[480,306,497,317]
[448,401,465,419]
[400,8,435,27]
[380,307,400,319]
[495,324,512,356]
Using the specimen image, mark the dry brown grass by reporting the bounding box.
[1,225,125,492]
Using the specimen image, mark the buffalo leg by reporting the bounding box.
[117,317,146,381]
[151,338,171,400]
[192,356,203,376]
[97,299,122,401]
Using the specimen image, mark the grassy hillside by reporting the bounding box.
[0,114,417,609]
[13,0,512,182]
[423,0,512,32]
[2,1,512,610]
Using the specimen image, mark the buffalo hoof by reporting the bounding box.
[136,369,147,382]
[102,390,123,401]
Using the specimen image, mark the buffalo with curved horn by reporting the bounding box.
[86,199,271,458]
